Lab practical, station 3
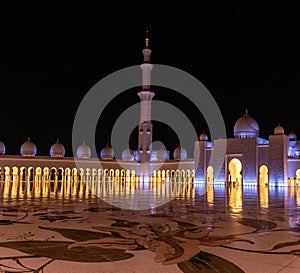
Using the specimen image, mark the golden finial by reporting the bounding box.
[145,28,149,48]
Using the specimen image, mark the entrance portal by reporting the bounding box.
[228,158,242,185]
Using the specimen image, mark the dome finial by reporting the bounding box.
[245,109,248,116]
[145,28,149,48]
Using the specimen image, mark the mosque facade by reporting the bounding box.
[1,34,300,187]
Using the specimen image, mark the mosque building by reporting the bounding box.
[0,32,300,188]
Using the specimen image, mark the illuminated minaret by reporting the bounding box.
[138,30,154,172]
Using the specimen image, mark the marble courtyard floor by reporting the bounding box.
[0,181,300,272]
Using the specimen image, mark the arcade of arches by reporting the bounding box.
[0,166,196,200]
[1,162,299,187]
[0,166,195,183]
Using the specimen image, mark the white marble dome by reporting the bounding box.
[76,141,91,158]
[20,137,37,156]
[121,147,134,161]
[199,132,208,141]
[0,141,5,155]
[274,124,284,135]
[100,145,114,159]
[234,110,259,138]
[173,145,187,160]
[50,139,65,157]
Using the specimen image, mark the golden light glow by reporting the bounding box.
[0,166,196,201]
[228,158,242,185]
[259,165,269,186]
[259,185,269,208]
[227,185,243,213]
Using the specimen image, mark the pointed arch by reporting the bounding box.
[259,165,268,186]
[43,167,50,180]
[228,158,242,185]
[58,167,64,181]
[50,167,57,181]
[28,167,34,182]
[206,166,214,184]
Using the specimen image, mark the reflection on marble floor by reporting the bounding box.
[0,180,300,272]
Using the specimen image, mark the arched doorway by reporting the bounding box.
[228,158,242,185]
[259,165,268,186]
[206,166,214,184]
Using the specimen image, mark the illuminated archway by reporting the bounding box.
[228,158,242,185]
[103,169,109,176]
[65,168,71,182]
[109,169,114,177]
[35,167,42,182]
[57,168,64,181]
[72,168,78,182]
[28,167,34,182]
[259,165,268,186]
[206,166,214,184]
[50,167,57,181]
[43,167,50,181]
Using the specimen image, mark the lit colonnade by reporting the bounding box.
[0,164,196,201]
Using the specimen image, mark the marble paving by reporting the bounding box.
[0,181,300,272]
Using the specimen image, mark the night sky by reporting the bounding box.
[1,2,300,158]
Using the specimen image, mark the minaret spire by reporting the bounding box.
[138,29,155,175]
[142,29,152,64]
[145,28,149,48]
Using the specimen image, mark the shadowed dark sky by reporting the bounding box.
[1,2,300,157]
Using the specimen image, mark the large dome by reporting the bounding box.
[76,141,91,158]
[0,141,5,155]
[50,139,65,157]
[100,145,114,160]
[233,110,259,138]
[173,145,187,160]
[20,137,37,156]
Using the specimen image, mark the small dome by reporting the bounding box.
[20,137,37,156]
[288,131,297,140]
[233,110,259,138]
[274,124,284,135]
[50,139,65,157]
[157,147,169,161]
[76,141,91,158]
[173,145,187,160]
[199,132,208,141]
[121,147,134,161]
[100,145,114,159]
[0,141,6,155]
